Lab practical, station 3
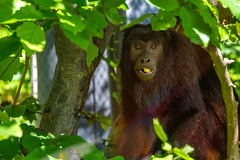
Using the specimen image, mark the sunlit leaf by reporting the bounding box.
[218,0,240,20]
[0,25,12,38]
[0,0,25,24]
[34,0,65,10]
[62,28,90,50]
[145,0,179,11]
[181,144,195,155]
[14,5,44,21]
[16,22,46,53]
[153,118,168,142]
[57,10,85,35]
[120,13,152,30]
[97,114,112,130]
[151,11,177,31]
[179,4,211,47]
[173,147,194,160]
[161,142,172,151]
[0,121,23,140]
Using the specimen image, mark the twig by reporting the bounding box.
[13,56,30,107]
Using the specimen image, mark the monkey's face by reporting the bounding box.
[129,40,163,81]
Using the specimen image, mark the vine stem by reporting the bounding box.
[13,56,30,107]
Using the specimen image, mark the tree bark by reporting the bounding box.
[207,45,239,160]
[39,24,114,136]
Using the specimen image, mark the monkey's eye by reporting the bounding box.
[135,44,142,49]
[151,44,157,49]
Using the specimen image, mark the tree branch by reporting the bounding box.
[207,44,239,160]
[13,56,30,107]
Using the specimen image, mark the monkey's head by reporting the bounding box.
[120,24,165,81]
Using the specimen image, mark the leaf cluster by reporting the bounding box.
[0,0,127,83]
[151,119,194,160]
[0,97,123,160]
[121,0,240,48]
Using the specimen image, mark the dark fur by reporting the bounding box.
[104,24,227,160]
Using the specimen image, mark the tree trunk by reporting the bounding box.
[39,24,114,136]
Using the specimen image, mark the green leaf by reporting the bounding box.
[85,10,108,38]
[57,135,105,160]
[151,11,177,31]
[22,134,43,152]
[153,118,168,142]
[188,0,219,46]
[181,144,195,155]
[173,147,194,160]
[104,0,125,8]
[109,156,125,160]
[0,35,21,61]
[0,25,12,38]
[57,135,85,148]
[6,105,26,117]
[0,121,23,140]
[218,0,240,20]
[120,13,152,30]
[237,21,240,35]
[24,145,60,160]
[71,0,88,6]
[34,0,65,10]
[62,28,90,50]
[57,10,85,35]
[16,22,46,53]
[105,8,126,25]
[0,55,20,81]
[145,0,179,11]
[150,154,173,160]
[86,40,99,66]
[179,5,211,47]
[97,114,112,130]
[0,139,19,160]
[219,25,229,41]
[161,142,172,151]
[14,5,44,21]
[21,123,35,132]
[0,0,25,24]
[0,110,10,123]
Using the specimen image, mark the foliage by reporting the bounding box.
[0,0,126,83]
[0,97,123,160]
[150,119,194,160]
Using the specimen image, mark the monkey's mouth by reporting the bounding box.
[139,68,154,75]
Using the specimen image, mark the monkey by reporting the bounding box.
[104,24,227,160]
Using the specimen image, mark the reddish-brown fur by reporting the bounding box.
[104,24,226,160]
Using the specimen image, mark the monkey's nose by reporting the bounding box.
[141,57,150,64]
